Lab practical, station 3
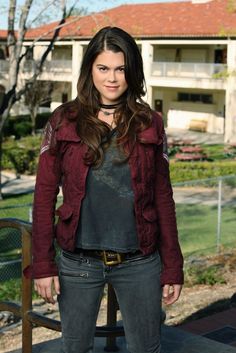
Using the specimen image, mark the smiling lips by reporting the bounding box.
[105,85,119,90]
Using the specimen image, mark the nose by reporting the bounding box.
[107,70,117,82]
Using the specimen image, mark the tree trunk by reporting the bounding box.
[30,105,38,135]
[0,119,3,200]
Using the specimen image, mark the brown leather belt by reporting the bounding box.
[74,248,144,266]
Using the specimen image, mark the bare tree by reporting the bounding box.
[0,0,118,197]
[1,0,67,126]
[0,0,78,198]
[24,80,54,135]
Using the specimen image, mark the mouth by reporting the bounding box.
[105,86,119,90]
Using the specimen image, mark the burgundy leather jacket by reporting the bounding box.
[29,106,184,285]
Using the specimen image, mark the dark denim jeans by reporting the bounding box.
[58,251,162,353]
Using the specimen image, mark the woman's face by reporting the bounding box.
[92,50,128,105]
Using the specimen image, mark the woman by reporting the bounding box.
[32,26,183,353]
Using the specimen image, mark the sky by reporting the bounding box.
[68,0,182,12]
[0,0,183,29]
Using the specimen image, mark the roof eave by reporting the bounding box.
[23,34,236,41]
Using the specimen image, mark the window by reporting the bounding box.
[0,48,5,59]
[62,93,68,103]
[25,47,33,60]
[178,92,213,104]
[178,93,189,102]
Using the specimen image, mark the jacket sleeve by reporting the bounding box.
[27,111,62,279]
[154,114,184,286]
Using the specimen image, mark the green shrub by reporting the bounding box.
[2,132,236,181]
[3,115,31,137]
[0,278,39,301]
[3,113,50,138]
[168,145,181,157]
[0,278,22,301]
[4,148,38,175]
[14,121,32,138]
[170,160,236,183]
[2,135,40,175]
[35,112,51,130]
[185,265,226,286]
[2,151,13,170]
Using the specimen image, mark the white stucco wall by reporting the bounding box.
[152,87,225,133]
[225,40,236,143]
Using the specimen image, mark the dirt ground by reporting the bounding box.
[1,260,236,353]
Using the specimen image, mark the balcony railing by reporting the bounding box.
[23,60,72,73]
[0,60,72,74]
[151,62,227,79]
[1,60,226,80]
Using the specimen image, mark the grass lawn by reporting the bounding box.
[0,193,34,221]
[1,193,235,259]
[0,193,235,250]
[0,192,61,289]
[177,204,236,257]
[0,194,235,300]
[0,192,63,221]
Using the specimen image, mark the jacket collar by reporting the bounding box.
[55,117,162,145]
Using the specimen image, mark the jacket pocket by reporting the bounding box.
[56,203,73,221]
[55,203,78,250]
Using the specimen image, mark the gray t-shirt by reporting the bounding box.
[76,129,139,252]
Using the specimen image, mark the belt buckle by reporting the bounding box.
[103,251,122,266]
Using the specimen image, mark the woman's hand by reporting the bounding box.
[162,284,182,305]
[34,276,60,304]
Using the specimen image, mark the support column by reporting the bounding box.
[72,42,84,99]
[141,42,153,107]
[225,40,236,143]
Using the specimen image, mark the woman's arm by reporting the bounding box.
[32,112,62,279]
[154,113,184,287]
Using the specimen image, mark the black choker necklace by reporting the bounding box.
[100,103,119,109]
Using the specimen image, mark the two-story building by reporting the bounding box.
[1,0,236,142]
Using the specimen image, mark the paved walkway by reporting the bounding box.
[179,308,236,349]
[166,127,225,145]
[2,171,236,207]
[5,322,236,353]
[1,171,36,196]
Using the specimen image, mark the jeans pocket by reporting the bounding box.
[59,252,89,280]
[60,271,89,278]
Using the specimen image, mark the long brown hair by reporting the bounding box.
[65,27,152,166]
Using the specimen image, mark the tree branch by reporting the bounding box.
[8,0,17,51]
[27,0,59,27]
[18,15,79,68]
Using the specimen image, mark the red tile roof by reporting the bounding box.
[2,0,236,40]
[0,30,9,40]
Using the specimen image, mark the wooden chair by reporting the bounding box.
[0,218,124,353]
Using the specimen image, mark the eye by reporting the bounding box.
[118,67,125,72]
[98,66,107,72]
